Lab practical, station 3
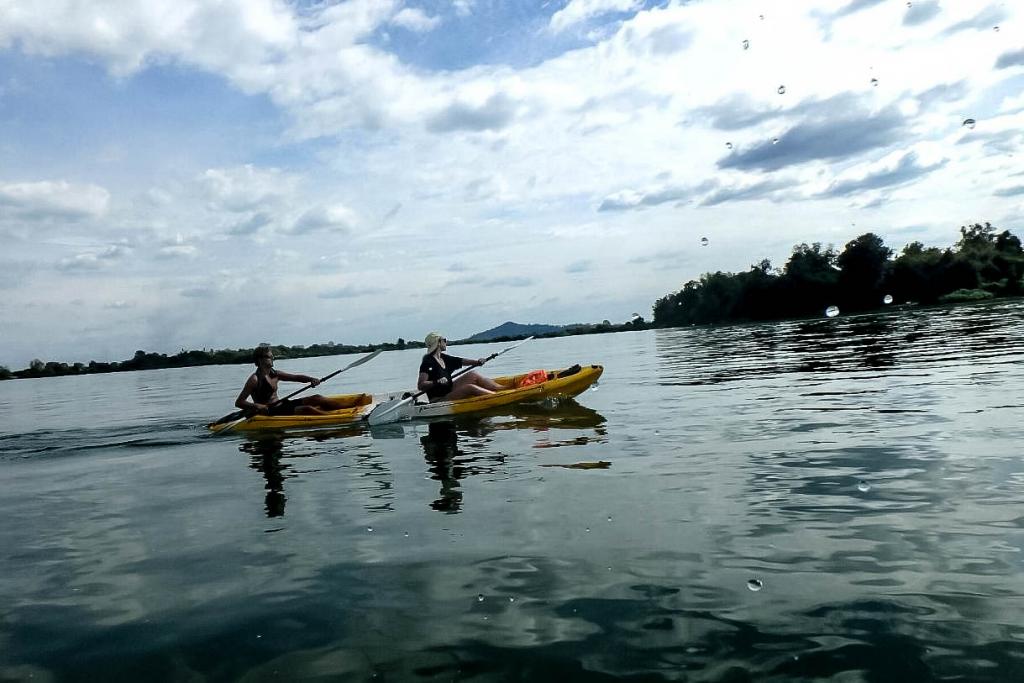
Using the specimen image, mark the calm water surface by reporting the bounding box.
[2,300,1024,681]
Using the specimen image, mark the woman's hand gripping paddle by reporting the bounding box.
[365,336,533,426]
[213,349,383,434]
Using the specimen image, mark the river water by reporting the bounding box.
[2,300,1024,681]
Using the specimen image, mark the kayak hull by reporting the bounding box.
[207,393,372,433]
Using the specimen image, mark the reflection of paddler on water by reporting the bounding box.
[238,434,288,518]
[236,346,352,416]
[418,332,503,401]
[419,421,465,513]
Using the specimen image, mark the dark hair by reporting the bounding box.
[252,347,272,363]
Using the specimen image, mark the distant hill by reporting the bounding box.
[465,321,566,341]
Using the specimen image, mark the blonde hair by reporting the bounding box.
[424,332,443,353]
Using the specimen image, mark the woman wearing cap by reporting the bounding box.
[418,332,503,401]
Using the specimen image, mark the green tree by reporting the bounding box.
[779,243,838,316]
[837,233,893,310]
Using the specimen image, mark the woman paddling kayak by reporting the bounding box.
[418,332,503,401]
[236,346,351,416]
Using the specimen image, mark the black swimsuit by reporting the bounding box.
[253,370,299,416]
[419,353,464,400]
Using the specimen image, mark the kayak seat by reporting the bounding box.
[555,364,581,378]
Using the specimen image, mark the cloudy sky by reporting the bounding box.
[1,0,1022,368]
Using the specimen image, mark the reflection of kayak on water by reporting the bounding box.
[207,364,603,433]
[456,398,607,432]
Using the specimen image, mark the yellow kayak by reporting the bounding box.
[374,363,603,422]
[207,393,373,433]
[208,364,602,433]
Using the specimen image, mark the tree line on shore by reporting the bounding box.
[653,222,1022,327]
[3,221,1018,381]
[0,320,646,381]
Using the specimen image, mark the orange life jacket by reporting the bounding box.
[518,369,548,388]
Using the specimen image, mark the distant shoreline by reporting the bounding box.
[6,295,1023,381]
[0,320,647,381]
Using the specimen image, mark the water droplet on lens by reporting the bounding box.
[585,527,591,533]
[993,25,1000,31]
[742,39,750,50]
[858,481,871,492]
[508,596,515,603]
[759,14,764,20]
[963,118,976,129]
[825,305,840,318]
[771,137,780,145]
[700,237,709,246]
[870,77,879,87]
[777,85,786,95]
[403,531,410,537]
[883,294,893,304]
[726,141,733,149]
[747,579,763,592]
[477,593,485,602]
[906,1,911,7]
[607,515,613,522]
[366,526,373,532]
[589,383,599,391]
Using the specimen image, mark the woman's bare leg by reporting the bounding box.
[454,371,503,392]
[445,383,494,400]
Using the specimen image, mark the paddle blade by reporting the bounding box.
[211,415,249,434]
[366,396,413,426]
[210,409,245,426]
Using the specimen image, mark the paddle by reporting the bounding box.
[366,336,534,426]
[214,349,383,433]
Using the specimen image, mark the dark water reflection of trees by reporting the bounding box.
[654,299,1024,386]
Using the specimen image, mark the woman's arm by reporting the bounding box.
[417,371,433,392]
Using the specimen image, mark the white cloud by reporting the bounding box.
[0,0,298,76]
[157,244,199,259]
[391,8,441,33]
[200,165,293,213]
[56,245,130,272]
[549,0,641,33]
[0,180,110,220]
[453,0,474,18]
[291,204,357,234]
